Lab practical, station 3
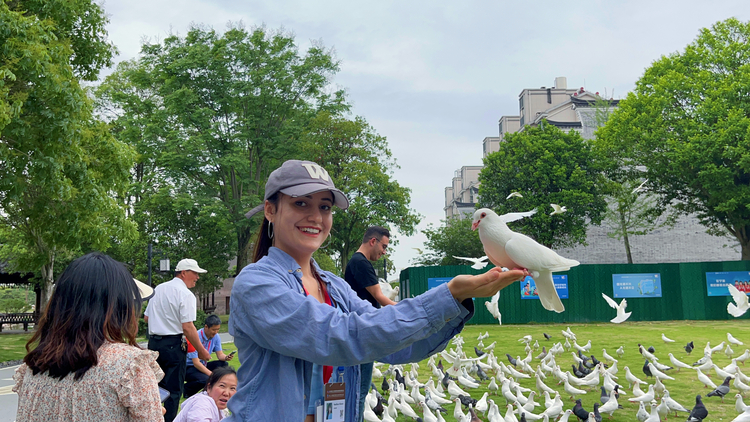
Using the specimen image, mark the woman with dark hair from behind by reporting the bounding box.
[175,366,237,422]
[13,252,165,421]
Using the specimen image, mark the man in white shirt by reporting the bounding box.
[145,258,211,422]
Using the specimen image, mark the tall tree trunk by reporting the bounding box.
[236,226,253,275]
[736,224,750,260]
[40,252,55,304]
[619,210,633,264]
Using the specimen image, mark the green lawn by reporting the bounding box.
[378,321,750,421]
[0,333,32,363]
[8,320,750,421]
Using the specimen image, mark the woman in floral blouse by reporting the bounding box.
[13,252,165,421]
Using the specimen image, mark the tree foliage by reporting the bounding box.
[595,18,750,259]
[478,121,608,249]
[299,112,421,273]
[0,0,134,301]
[413,217,484,267]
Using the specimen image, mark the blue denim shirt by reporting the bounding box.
[225,247,474,421]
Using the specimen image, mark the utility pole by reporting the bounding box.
[147,242,153,287]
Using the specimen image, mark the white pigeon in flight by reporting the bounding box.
[471,208,578,313]
[453,255,489,270]
[506,192,523,199]
[484,290,502,325]
[632,179,649,194]
[549,204,567,215]
[601,293,632,323]
[728,284,750,317]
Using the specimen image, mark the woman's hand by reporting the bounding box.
[447,267,528,302]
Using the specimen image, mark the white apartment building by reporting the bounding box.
[444,77,740,264]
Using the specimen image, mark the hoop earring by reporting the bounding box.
[321,235,331,249]
[267,222,274,239]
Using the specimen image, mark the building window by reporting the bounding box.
[499,121,503,135]
[547,88,552,104]
[519,96,524,111]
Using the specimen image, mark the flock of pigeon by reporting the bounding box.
[361,327,750,422]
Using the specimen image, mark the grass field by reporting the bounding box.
[7,320,750,421]
[370,321,750,421]
[219,320,750,421]
[0,333,33,363]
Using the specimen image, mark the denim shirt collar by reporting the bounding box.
[265,247,342,304]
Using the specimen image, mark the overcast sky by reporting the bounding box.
[101,1,749,278]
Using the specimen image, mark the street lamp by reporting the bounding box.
[147,243,170,287]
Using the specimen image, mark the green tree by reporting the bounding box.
[596,18,750,260]
[413,217,485,266]
[602,180,677,263]
[0,287,33,313]
[0,1,134,302]
[299,112,421,273]
[96,24,348,277]
[478,121,608,249]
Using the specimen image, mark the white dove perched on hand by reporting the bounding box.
[453,255,489,270]
[471,208,578,313]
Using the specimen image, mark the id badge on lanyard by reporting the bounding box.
[323,367,345,422]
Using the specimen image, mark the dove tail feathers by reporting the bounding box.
[534,271,565,313]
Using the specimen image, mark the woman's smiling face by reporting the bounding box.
[266,191,334,262]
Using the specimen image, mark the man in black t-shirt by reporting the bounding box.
[345,226,397,308]
[344,226,397,421]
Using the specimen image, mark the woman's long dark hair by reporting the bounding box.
[252,193,279,263]
[24,252,141,380]
[204,366,237,392]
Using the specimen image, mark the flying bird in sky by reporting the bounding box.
[506,192,523,199]
[453,255,489,270]
[632,179,649,194]
[471,208,578,313]
[549,204,567,215]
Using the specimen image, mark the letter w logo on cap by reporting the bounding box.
[301,163,330,181]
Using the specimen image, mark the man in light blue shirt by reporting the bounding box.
[184,314,234,398]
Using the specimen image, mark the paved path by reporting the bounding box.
[0,332,235,422]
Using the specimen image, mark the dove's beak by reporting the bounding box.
[471,220,479,231]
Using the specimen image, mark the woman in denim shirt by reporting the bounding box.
[226,160,527,421]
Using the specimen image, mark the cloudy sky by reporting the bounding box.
[101,0,748,277]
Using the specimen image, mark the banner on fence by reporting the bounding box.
[520,275,568,300]
[706,271,750,296]
[612,273,662,298]
[427,277,452,290]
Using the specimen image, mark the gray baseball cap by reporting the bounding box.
[245,160,350,219]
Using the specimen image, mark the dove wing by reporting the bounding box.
[504,233,579,272]
[601,293,619,310]
[498,209,537,223]
[729,284,749,307]
[453,256,478,264]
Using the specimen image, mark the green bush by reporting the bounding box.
[194,309,207,329]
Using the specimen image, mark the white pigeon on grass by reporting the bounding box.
[728,284,750,317]
[662,333,676,343]
[730,333,745,346]
[602,293,632,323]
[453,255,490,270]
[668,353,693,371]
[471,208,578,313]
